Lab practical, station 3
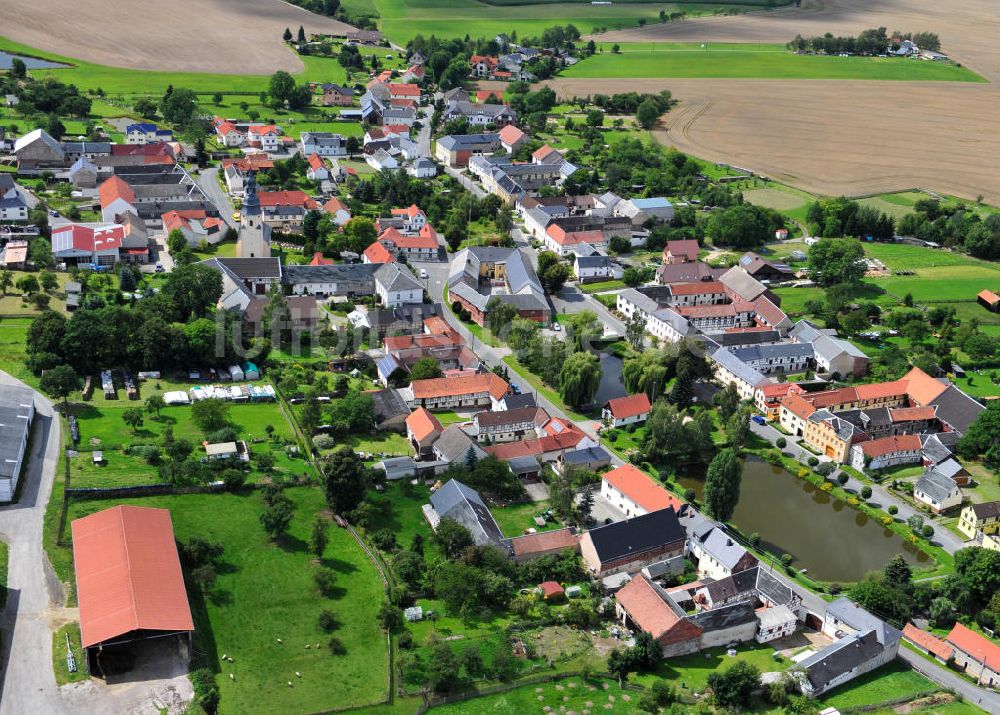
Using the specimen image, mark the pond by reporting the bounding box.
[0,51,70,70]
[677,456,929,582]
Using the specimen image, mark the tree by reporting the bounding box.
[191,398,230,433]
[636,97,662,129]
[39,364,79,406]
[883,554,912,586]
[160,87,198,127]
[311,515,329,559]
[145,394,166,418]
[625,313,646,350]
[559,351,601,408]
[46,115,66,140]
[16,274,39,295]
[408,356,442,381]
[703,448,742,521]
[715,382,741,422]
[0,270,12,296]
[434,518,474,558]
[485,297,518,337]
[428,642,461,692]
[297,25,306,43]
[122,407,145,433]
[541,262,570,294]
[708,661,761,709]
[929,596,956,628]
[807,238,866,287]
[283,27,293,42]
[260,498,294,540]
[39,271,58,291]
[269,70,297,105]
[300,396,322,436]
[322,446,368,514]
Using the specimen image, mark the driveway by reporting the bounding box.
[194,167,236,230]
[0,372,193,714]
[443,165,486,198]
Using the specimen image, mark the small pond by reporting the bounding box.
[0,51,70,70]
[678,456,929,582]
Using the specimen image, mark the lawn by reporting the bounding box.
[51,622,87,685]
[819,660,936,710]
[743,184,814,229]
[56,490,388,714]
[566,43,984,81]
[430,675,636,714]
[633,641,788,693]
[0,317,36,387]
[579,279,625,294]
[365,482,436,553]
[490,500,555,538]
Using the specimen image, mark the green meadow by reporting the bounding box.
[565,43,985,81]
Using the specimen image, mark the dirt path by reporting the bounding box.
[0,0,354,74]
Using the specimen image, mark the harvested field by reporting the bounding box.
[551,0,1000,203]
[0,0,354,74]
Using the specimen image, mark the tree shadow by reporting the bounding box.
[208,589,234,607]
[321,556,359,575]
[277,533,309,553]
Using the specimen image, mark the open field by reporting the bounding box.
[367,0,772,45]
[0,0,351,74]
[55,490,388,714]
[567,43,981,81]
[546,0,1000,204]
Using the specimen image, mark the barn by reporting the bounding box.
[71,505,194,676]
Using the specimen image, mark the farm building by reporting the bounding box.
[71,505,194,676]
[977,289,1000,312]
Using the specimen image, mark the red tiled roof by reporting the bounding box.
[98,176,135,207]
[411,372,508,401]
[780,392,817,420]
[475,90,504,103]
[903,623,955,661]
[222,154,273,171]
[309,252,333,266]
[385,331,462,352]
[663,240,700,261]
[546,224,604,246]
[946,623,1000,671]
[532,144,557,161]
[616,575,700,642]
[72,506,194,649]
[538,581,565,598]
[498,125,526,145]
[470,55,498,66]
[602,464,683,514]
[323,197,350,214]
[406,407,443,442]
[307,153,326,171]
[759,383,803,399]
[604,394,652,420]
[890,406,936,422]
[753,296,788,328]
[903,367,949,405]
[669,281,725,296]
[391,204,424,220]
[247,124,280,136]
[363,241,396,264]
[487,427,585,460]
[257,190,319,210]
[509,527,579,558]
[978,289,1000,305]
[859,434,923,457]
[52,223,125,253]
[387,83,420,97]
[676,300,754,319]
[424,316,452,335]
[855,379,911,401]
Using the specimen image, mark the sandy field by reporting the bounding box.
[554,0,1000,202]
[0,0,354,74]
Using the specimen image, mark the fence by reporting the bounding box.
[64,482,228,500]
[841,689,937,713]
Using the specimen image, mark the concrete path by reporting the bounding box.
[195,167,236,230]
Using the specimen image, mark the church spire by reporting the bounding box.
[243,169,261,217]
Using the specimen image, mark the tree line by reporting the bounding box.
[789,27,940,55]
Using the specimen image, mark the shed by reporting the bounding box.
[228,364,245,382]
[242,362,260,380]
[163,391,190,405]
[71,506,194,676]
[538,581,565,600]
[404,605,423,622]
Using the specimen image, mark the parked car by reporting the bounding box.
[155,263,165,273]
[419,268,428,279]
[751,415,767,425]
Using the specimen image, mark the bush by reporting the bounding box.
[206,426,240,443]
[314,567,337,597]
[775,437,786,448]
[816,463,835,477]
[312,434,336,450]
[748,532,761,547]
[888,505,898,515]
[807,456,819,467]
[828,582,841,595]
[318,609,339,632]
[921,524,935,538]
[684,488,696,503]
[837,473,849,486]
[221,468,247,491]
[861,486,872,500]
[190,668,220,713]
[327,636,346,655]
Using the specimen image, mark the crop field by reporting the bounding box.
[0,0,351,75]
[566,43,981,81]
[363,0,766,45]
[56,490,387,715]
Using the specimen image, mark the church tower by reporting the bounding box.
[236,170,271,258]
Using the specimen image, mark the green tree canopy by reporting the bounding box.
[703,448,742,521]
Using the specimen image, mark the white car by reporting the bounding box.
[419,268,428,279]
[552,323,561,332]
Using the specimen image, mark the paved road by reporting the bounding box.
[195,167,236,230]
[898,647,1000,713]
[443,165,486,198]
[552,284,625,339]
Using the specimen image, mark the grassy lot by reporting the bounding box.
[369,0,761,45]
[364,482,436,553]
[0,317,36,387]
[491,500,555,538]
[502,355,590,422]
[55,490,388,714]
[566,43,984,81]
[634,641,788,692]
[344,430,413,457]
[743,184,814,229]
[579,279,625,294]
[430,675,636,714]
[0,539,7,609]
[820,660,936,710]
[51,622,87,685]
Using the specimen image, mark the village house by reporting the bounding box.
[125,122,172,145]
[377,225,441,262]
[403,372,509,410]
[945,623,1000,687]
[301,132,349,158]
[374,262,424,308]
[221,155,274,196]
[323,197,352,226]
[601,394,652,428]
[687,524,759,581]
[425,479,504,549]
[754,382,805,420]
[662,240,700,264]
[957,500,1000,539]
[434,132,501,167]
[914,466,962,513]
[442,100,516,128]
[728,342,813,376]
[556,445,612,474]
[738,251,795,283]
[431,425,488,464]
[257,190,319,232]
[406,407,444,459]
[363,241,397,265]
[0,174,29,222]
[790,320,870,377]
[51,221,150,266]
[320,83,355,106]
[599,464,683,518]
[487,418,593,464]
[161,209,223,247]
[573,254,616,283]
[657,261,724,286]
[447,246,550,326]
[614,197,674,226]
[579,507,687,577]
[902,623,954,665]
[306,153,331,181]
[849,434,923,473]
[472,406,549,444]
[711,347,770,402]
[508,528,579,563]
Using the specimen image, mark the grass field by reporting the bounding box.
[0,317,37,387]
[431,676,635,713]
[364,0,761,45]
[743,183,814,228]
[491,500,556,538]
[820,660,935,710]
[56,490,388,714]
[564,43,984,81]
[51,622,87,686]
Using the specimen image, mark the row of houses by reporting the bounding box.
[447,245,551,326]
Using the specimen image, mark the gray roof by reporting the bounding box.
[433,425,487,463]
[375,263,422,293]
[920,433,954,464]
[934,458,964,480]
[282,263,378,284]
[729,342,813,365]
[687,601,757,631]
[693,526,753,571]
[370,388,410,425]
[800,630,886,692]
[0,385,34,481]
[755,568,797,607]
[202,257,282,280]
[506,455,540,474]
[656,261,723,285]
[813,333,868,362]
[437,133,500,151]
[430,479,505,547]
[929,384,984,435]
[719,266,767,302]
[711,347,768,388]
[559,445,611,466]
[703,329,781,348]
[790,319,835,344]
[444,100,515,120]
[497,393,537,411]
[618,288,662,316]
[916,467,959,503]
[825,597,900,646]
[575,255,612,269]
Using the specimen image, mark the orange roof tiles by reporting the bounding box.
[854,379,911,401]
[759,383,803,400]
[98,176,135,207]
[602,464,683,514]
[978,289,1000,305]
[498,125,526,145]
[257,190,319,210]
[391,204,424,220]
[538,581,565,598]
[663,240,700,261]
[604,394,652,420]
[903,367,950,405]
[859,434,922,457]
[509,527,579,558]
[615,575,698,641]
[411,372,509,401]
[946,623,1000,671]
[324,197,350,214]
[363,241,396,264]
[780,392,817,420]
[385,332,462,352]
[424,315,452,335]
[388,83,421,97]
[406,407,443,442]
[309,252,334,266]
[669,281,725,296]
[487,427,586,460]
[903,623,954,661]
[890,406,936,422]
[532,144,557,161]
[72,505,194,649]
[307,152,326,170]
